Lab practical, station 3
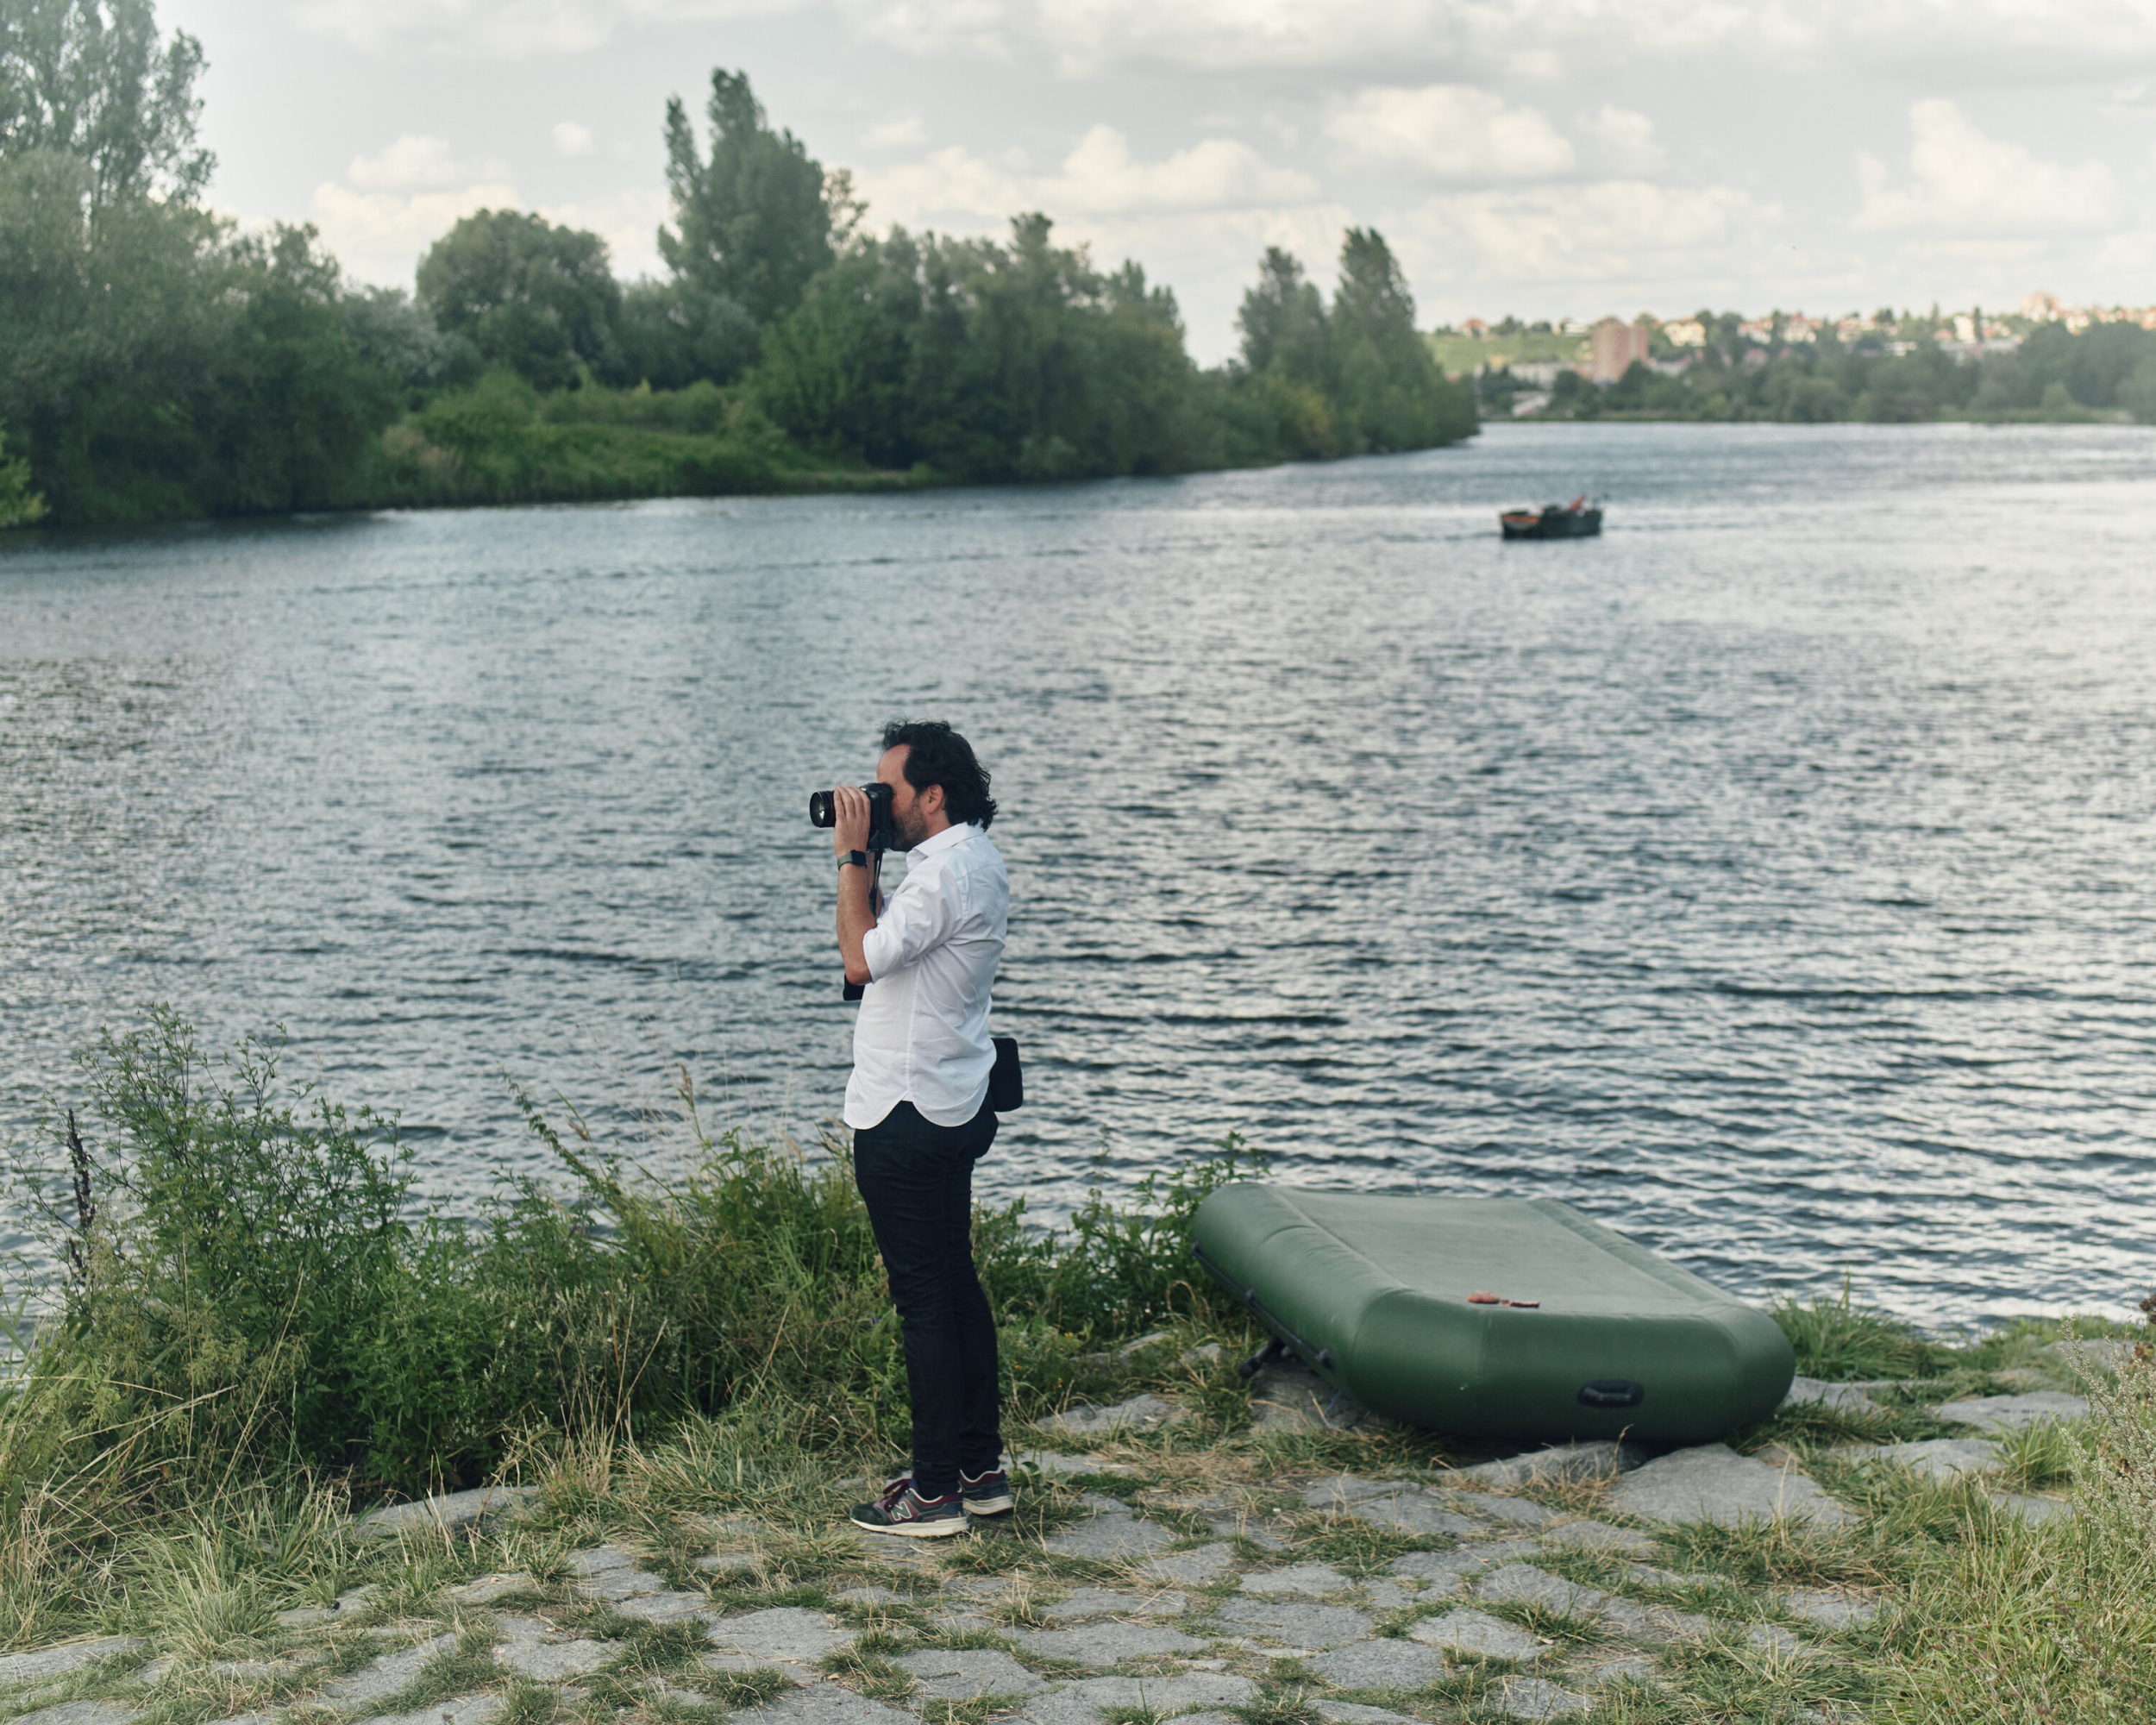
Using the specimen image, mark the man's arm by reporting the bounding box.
[831,783,877,987]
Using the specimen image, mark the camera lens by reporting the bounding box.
[809,790,835,827]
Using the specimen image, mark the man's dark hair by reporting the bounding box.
[881,719,997,830]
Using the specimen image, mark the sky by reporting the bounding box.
[163,0,2156,365]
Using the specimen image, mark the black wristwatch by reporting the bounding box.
[837,850,869,871]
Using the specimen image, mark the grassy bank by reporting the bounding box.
[2,1011,2149,1721]
[356,373,924,508]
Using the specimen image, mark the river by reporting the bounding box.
[4,420,2153,1327]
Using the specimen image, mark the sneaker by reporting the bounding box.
[960,1466,1015,1517]
[849,1477,968,1537]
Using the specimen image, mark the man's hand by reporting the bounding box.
[833,784,875,986]
[831,782,873,857]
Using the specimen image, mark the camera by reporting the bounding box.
[809,781,896,852]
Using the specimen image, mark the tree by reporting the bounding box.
[658,68,846,329]
[417,210,621,391]
[1327,228,1476,452]
[1236,247,1331,392]
[0,0,210,204]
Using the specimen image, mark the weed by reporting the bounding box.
[1771,1276,1950,1381]
[921,1695,1031,1725]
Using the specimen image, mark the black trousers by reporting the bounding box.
[852,1097,1002,1496]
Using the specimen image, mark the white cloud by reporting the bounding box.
[1576,104,1665,177]
[861,124,1316,227]
[1422,179,1779,282]
[346,134,509,191]
[1326,85,1575,180]
[865,116,929,149]
[553,121,596,157]
[539,186,673,279]
[1855,100,2114,235]
[286,0,802,56]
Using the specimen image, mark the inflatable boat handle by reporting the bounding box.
[1191,1241,1336,1374]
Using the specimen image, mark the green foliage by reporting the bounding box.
[1232,232,1475,458]
[1771,1277,1950,1381]
[659,67,843,329]
[1528,317,2156,425]
[363,370,868,506]
[0,414,41,524]
[3,1010,1262,1502]
[0,0,212,205]
[417,209,623,391]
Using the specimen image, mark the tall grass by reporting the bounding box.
[3,1010,1254,1511]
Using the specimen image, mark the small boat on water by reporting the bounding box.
[1501,495,1603,539]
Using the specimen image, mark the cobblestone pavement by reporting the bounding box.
[0,1391,2084,1725]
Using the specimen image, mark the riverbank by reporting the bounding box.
[2,1013,2149,1722]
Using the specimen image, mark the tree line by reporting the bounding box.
[0,3,1476,528]
[1507,321,2156,424]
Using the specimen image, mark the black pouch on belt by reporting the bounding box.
[989,1036,1024,1112]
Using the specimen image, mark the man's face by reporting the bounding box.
[876,745,938,850]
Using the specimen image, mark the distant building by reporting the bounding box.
[1662,318,1707,347]
[1589,317,1651,382]
[2021,290,2061,321]
[1834,316,1871,342]
[1463,317,1489,337]
[1782,313,1821,343]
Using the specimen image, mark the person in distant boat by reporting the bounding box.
[825,720,1011,1537]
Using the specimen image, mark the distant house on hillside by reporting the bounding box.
[1589,317,1651,381]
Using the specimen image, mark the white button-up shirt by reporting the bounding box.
[845,821,1009,1130]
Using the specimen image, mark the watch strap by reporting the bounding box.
[837,850,869,870]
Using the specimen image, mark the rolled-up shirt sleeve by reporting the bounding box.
[862,865,964,981]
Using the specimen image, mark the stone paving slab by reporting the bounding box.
[567,1547,641,1577]
[1406,1609,1548,1662]
[1041,1396,1181,1438]
[492,1615,617,1682]
[448,1576,530,1606]
[0,1642,148,1690]
[1745,1623,1804,1657]
[1388,1549,1504,1592]
[1609,1445,1852,1528]
[735,1685,921,1725]
[1239,1563,1351,1596]
[1044,1589,1188,1621]
[1584,1657,1658,1690]
[1597,1600,1714,1645]
[705,1609,857,1668]
[1450,1443,1646,1488]
[1445,1493,1562,1527]
[1536,1520,1656,1555]
[1312,1703,1420,1725]
[1989,1491,2073,1525]
[1012,1623,1206,1665]
[1301,1640,1456,1690]
[890,1649,1050,1698]
[1209,1599,1373,1647]
[320,1634,460,1708]
[354,1485,538,1542]
[1493,1677,1589,1720]
[1042,1516,1181,1560]
[1018,1672,1257,1725]
[1934,1393,2087,1433]
[581,1568,673,1602]
[1341,1492,1482,1537]
[352,1697,507,1725]
[1299,1477,1402,1509]
[699,1653,812,1687]
[1140,1545,1238,1585]
[1781,1377,1883,1415]
[1475,1564,1613,1619]
[1840,1438,2001,1481]
[1779,1590,1879,1629]
[9,1704,137,1725]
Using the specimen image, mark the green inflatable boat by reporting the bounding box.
[1191,1186,1793,1444]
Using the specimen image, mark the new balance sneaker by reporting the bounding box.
[960,1465,1015,1517]
[849,1477,968,1537]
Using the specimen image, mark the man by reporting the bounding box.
[828,719,1011,1536]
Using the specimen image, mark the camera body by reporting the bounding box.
[809,781,896,852]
